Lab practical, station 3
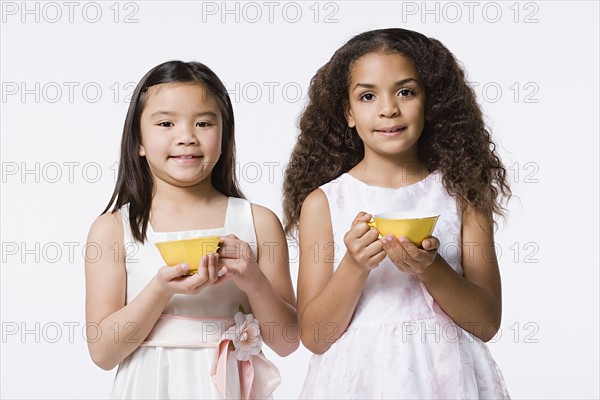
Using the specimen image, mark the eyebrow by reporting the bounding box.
[352,78,419,91]
[150,110,218,119]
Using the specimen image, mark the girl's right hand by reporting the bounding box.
[343,212,386,271]
[154,253,227,296]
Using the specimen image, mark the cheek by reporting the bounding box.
[213,131,224,153]
[408,105,425,125]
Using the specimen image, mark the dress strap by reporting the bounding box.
[118,204,135,246]
[224,197,258,257]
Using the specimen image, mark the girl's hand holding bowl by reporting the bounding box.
[217,234,267,295]
[381,234,440,276]
[366,211,441,275]
[154,253,227,296]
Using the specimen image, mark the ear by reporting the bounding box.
[345,105,356,128]
[139,143,146,157]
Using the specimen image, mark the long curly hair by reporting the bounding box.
[103,60,244,243]
[283,28,511,235]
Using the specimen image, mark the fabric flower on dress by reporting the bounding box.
[231,311,262,361]
[211,309,280,399]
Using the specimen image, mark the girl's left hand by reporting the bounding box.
[218,234,267,294]
[381,235,440,276]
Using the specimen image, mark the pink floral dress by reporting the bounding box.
[300,171,511,399]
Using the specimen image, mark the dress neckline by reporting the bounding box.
[147,196,231,234]
[342,170,438,190]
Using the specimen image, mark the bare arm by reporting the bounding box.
[296,189,385,354]
[418,207,502,341]
[218,205,299,357]
[85,212,225,370]
[383,206,502,341]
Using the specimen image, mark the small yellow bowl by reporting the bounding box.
[155,236,221,275]
[367,211,439,246]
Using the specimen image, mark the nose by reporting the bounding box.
[378,95,400,118]
[176,124,198,145]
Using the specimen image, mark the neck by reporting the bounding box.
[151,177,221,212]
[351,149,428,188]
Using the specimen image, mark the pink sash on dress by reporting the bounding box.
[141,314,281,399]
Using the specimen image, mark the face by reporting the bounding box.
[139,82,222,187]
[345,52,425,161]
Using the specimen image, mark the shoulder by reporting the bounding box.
[250,203,285,247]
[87,210,124,243]
[250,203,282,227]
[301,188,329,215]
[299,188,332,235]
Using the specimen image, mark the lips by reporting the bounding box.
[375,126,407,136]
[169,154,203,164]
[169,154,202,159]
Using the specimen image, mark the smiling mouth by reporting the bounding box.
[376,126,407,134]
[170,155,202,159]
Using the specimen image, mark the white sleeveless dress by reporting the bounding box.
[110,197,279,399]
[300,172,510,399]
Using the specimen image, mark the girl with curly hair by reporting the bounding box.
[283,28,511,398]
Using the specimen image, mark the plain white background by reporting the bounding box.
[1,1,598,398]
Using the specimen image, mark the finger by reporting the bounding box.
[359,226,380,243]
[349,221,370,239]
[381,236,412,266]
[399,237,424,264]
[162,263,190,280]
[221,264,240,279]
[347,215,377,241]
[195,256,209,283]
[422,236,440,251]
[221,234,239,242]
[352,212,372,225]
[218,237,245,259]
[366,248,386,268]
[381,242,412,273]
[207,253,219,282]
[213,273,228,285]
[364,237,384,257]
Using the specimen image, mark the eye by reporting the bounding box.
[157,121,173,127]
[195,121,212,128]
[359,93,375,101]
[398,88,415,97]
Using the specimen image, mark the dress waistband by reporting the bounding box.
[141,314,235,348]
[140,312,281,399]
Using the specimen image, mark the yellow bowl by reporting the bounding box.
[367,211,439,246]
[155,236,221,274]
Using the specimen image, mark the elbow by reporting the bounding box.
[301,339,330,355]
[297,312,332,355]
[477,330,498,343]
[271,319,301,357]
[478,316,502,343]
[478,334,496,343]
[273,339,300,358]
[89,347,119,371]
[476,302,502,342]
[299,332,331,355]
[91,356,118,371]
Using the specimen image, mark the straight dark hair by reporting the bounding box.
[103,60,244,243]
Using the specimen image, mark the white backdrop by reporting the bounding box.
[1,1,598,398]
